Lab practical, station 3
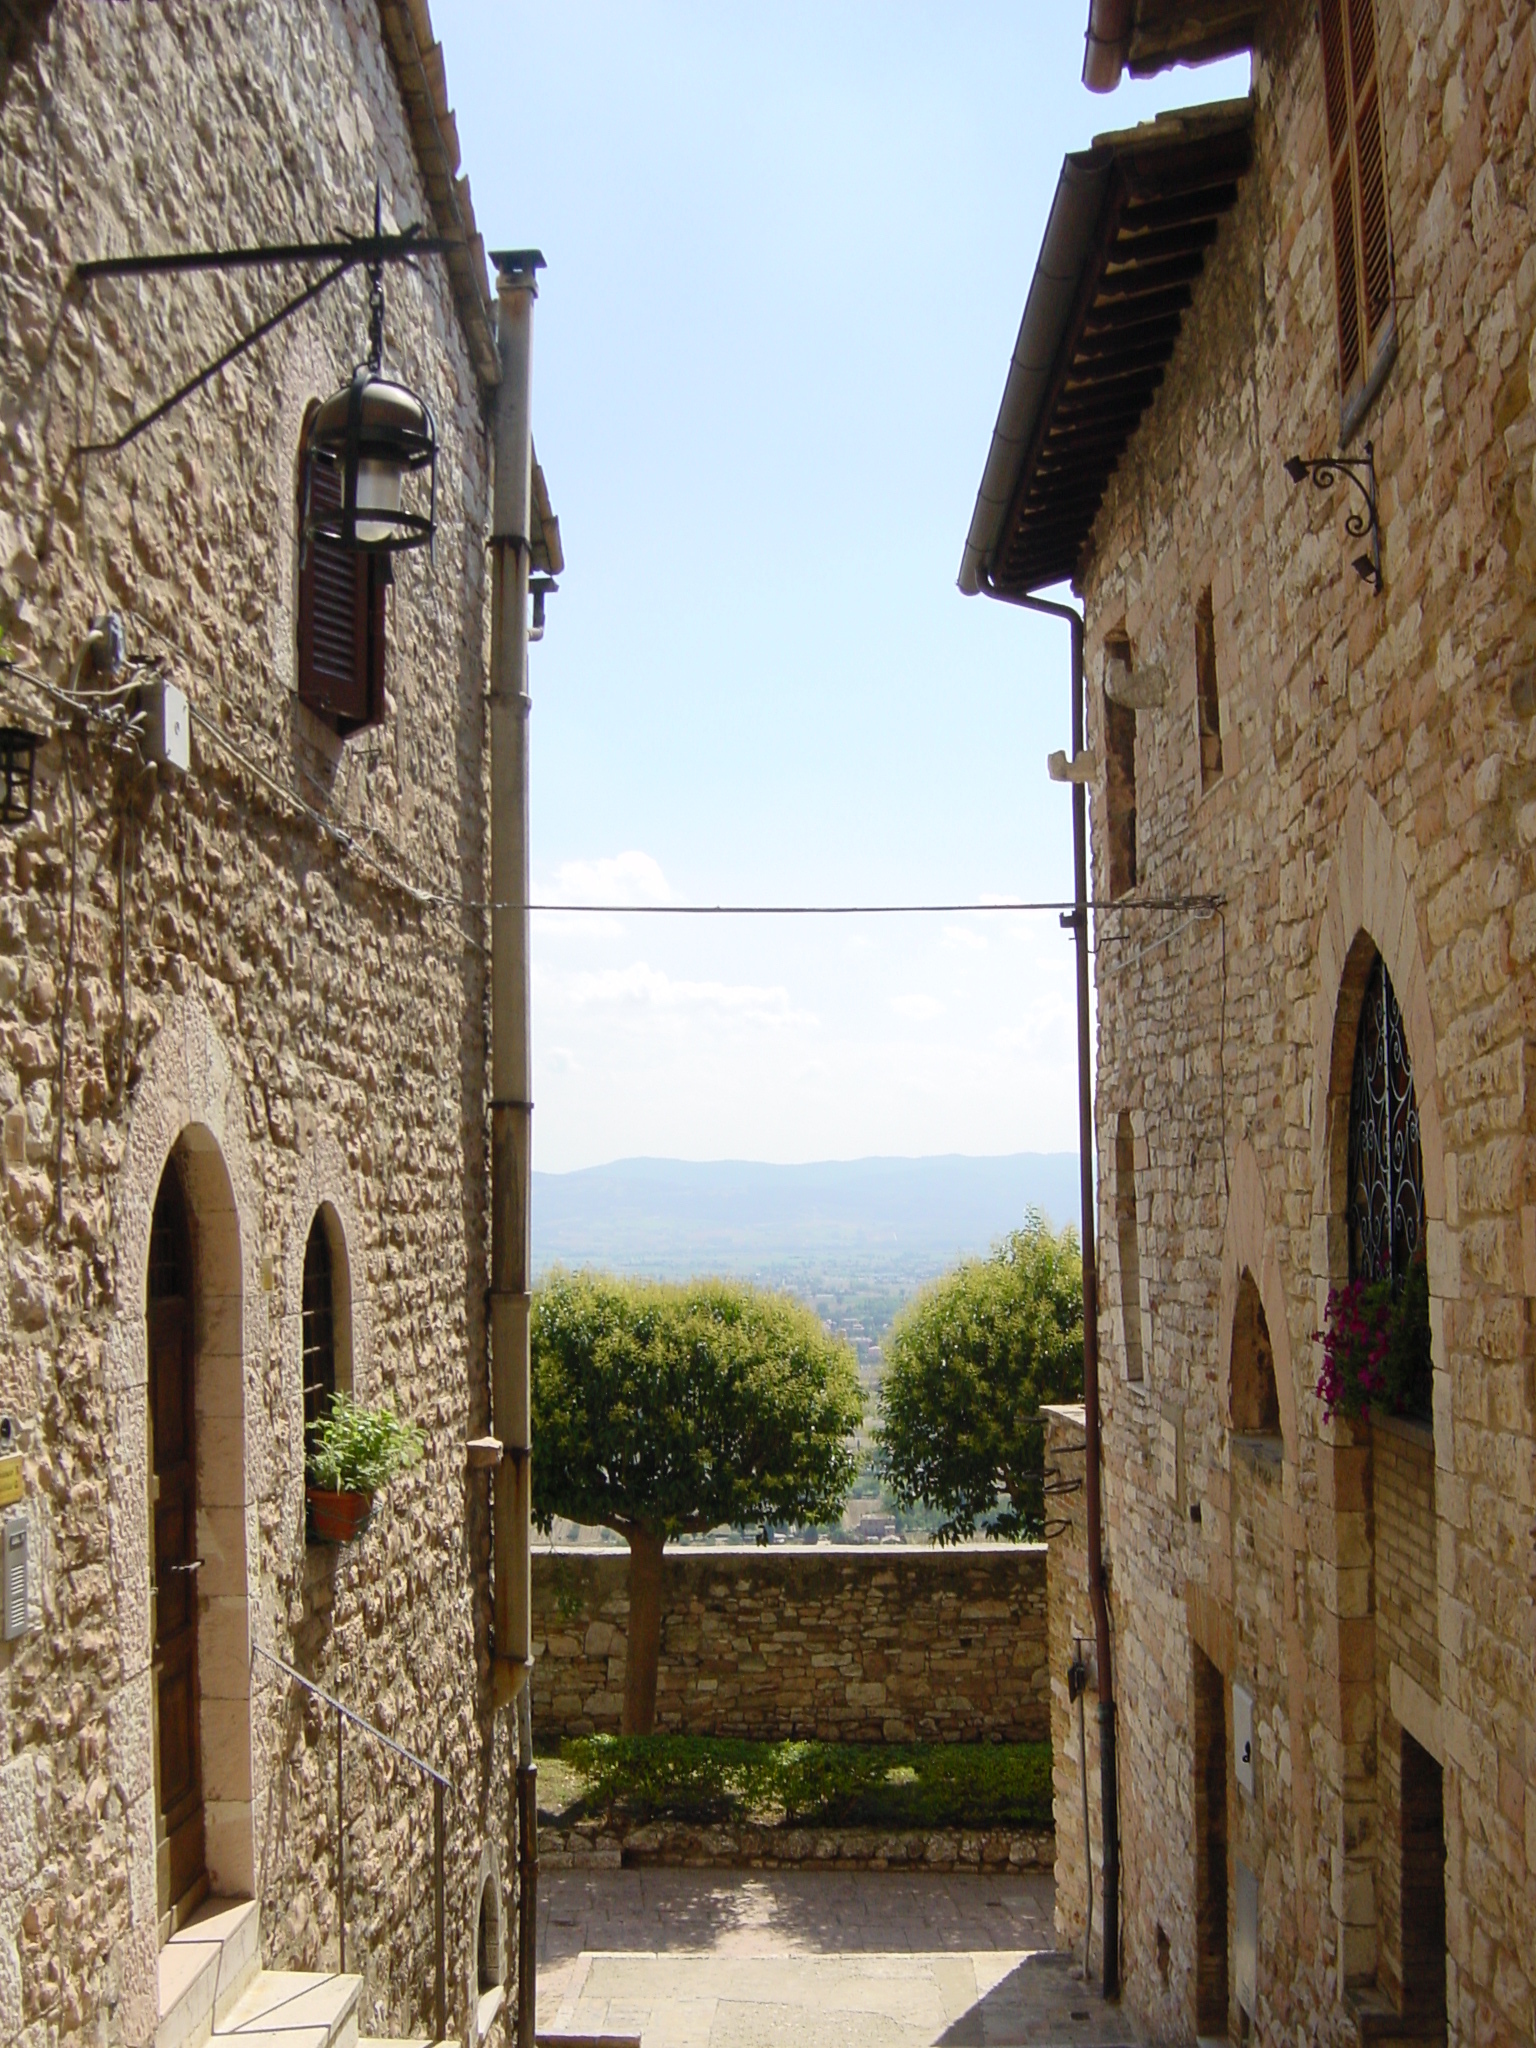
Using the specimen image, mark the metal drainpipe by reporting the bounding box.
[489,249,541,2047]
[981,572,1120,2000]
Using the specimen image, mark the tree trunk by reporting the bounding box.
[622,1527,666,1735]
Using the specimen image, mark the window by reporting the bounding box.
[1104,696,1137,899]
[1230,1271,1279,1437]
[296,405,389,735]
[1115,1111,1144,1383]
[301,1213,336,1453]
[1194,588,1222,791]
[1347,955,1424,1285]
[1319,0,1394,410]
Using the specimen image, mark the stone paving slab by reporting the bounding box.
[537,1869,1135,2048]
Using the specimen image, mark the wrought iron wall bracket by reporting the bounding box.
[70,218,451,460]
[1283,439,1382,592]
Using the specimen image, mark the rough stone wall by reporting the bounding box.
[531,1544,1049,1745]
[1042,1406,1097,1973]
[1373,1417,1438,1712]
[1059,3,1536,2044]
[0,7,510,2045]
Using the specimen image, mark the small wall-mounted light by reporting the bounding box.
[0,726,39,826]
[528,575,558,642]
[1283,440,1382,592]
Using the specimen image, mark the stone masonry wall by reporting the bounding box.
[531,1544,1049,1745]
[1042,1406,1098,1974]
[0,8,511,2045]
[1059,1,1536,2043]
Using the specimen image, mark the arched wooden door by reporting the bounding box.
[148,1165,206,1930]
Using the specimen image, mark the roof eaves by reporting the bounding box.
[1081,0,1261,92]
[958,99,1253,602]
[376,0,501,391]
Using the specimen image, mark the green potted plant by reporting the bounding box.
[1315,1256,1432,1425]
[306,1391,424,1542]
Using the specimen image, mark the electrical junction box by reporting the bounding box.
[142,677,190,772]
[1234,1860,1258,2017]
[2,1512,29,1640]
[1233,1681,1255,1797]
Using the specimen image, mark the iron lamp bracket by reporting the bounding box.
[1283,439,1382,593]
[71,201,452,462]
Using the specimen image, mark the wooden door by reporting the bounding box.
[148,1169,206,1931]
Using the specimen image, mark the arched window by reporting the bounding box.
[302,1213,336,1452]
[1230,1271,1280,1438]
[1347,956,1425,1284]
[476,1869,502,1994]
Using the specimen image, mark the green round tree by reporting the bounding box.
[532,1270,862,1733]
[875,1212,1083,1543]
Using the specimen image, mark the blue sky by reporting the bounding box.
[429,4,1250,1170]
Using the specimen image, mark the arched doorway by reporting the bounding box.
[149,1161,205,1928]
[143,1124,255,1936]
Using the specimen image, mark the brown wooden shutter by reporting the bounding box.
[1319,0,1393,402]
[297,427,387,735]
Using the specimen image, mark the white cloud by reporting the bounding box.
[890,992,944,1021]
[942,923,988,952]
[538,959,817,1031]
[540,849,674,905]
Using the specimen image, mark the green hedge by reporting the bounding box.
[561,1734,1052,1830]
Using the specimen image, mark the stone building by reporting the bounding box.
[965,3,1535,2045]
[0,4,557,2044]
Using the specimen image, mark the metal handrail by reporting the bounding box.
[254,1643,448,2041]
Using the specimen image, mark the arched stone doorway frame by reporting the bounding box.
[108,995,261,1962]
[1310,787,1448,2000]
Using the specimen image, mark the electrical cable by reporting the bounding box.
[5,660,1227,934]
[527,896,1223,916]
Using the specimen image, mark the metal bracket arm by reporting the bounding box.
[1283,439,1382,592]
[70,220,451,461]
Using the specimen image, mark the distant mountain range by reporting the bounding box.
[531,1153,1079,1279]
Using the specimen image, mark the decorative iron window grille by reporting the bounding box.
[1347,955,1424,1284]
[302,1217,337,1449]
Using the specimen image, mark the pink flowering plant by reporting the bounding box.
[1315,1258,1431,1424]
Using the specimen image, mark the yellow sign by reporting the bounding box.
[0,1455,20,1507]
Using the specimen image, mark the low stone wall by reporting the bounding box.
[532,1543,1048,1744]
[541,1815,1055,1874]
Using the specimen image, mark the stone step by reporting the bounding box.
[158,1898,262,2048]
[215,1968,363,2048]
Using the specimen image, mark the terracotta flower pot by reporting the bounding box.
[306,1485,375,1543]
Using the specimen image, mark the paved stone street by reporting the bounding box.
[537,1869,1136,2047]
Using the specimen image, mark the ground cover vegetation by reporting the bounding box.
[532,1270,863,1732]
[875,1213,1083,1541]
[543,1733,1053,1831]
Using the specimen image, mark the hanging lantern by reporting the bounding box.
[303,217,437,557]
[0,726,38,826]
[303,367,437,555]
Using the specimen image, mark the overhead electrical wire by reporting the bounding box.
[3,654,1224,930]
[528,896,1223,916]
